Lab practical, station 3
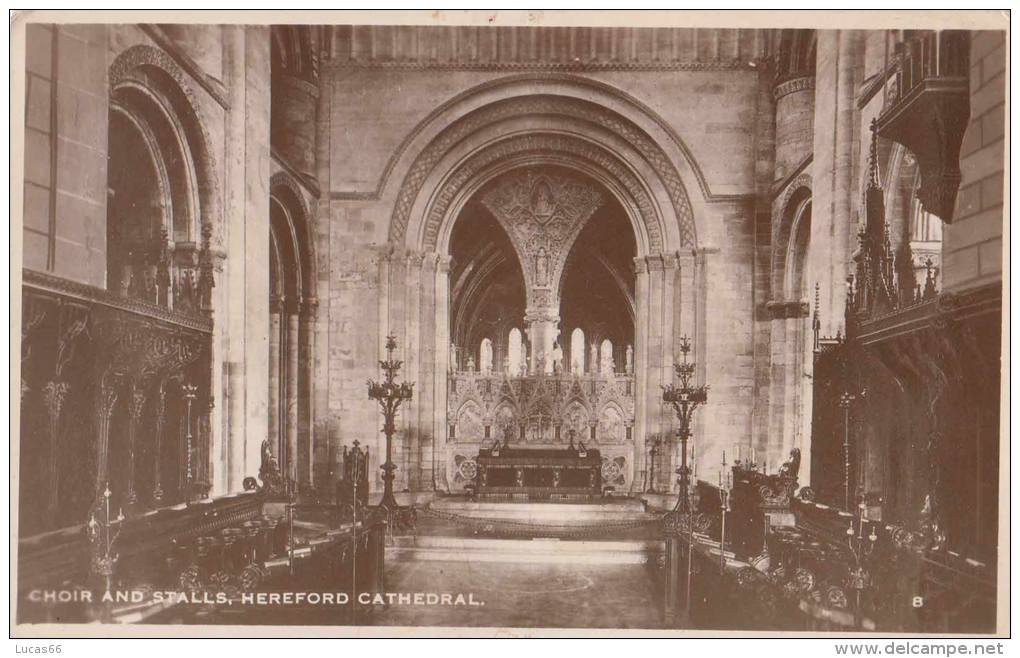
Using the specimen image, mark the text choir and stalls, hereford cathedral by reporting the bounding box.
[15,22,1004,634]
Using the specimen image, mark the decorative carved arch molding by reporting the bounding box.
[109,45,221,246]
[268,171,318,487]
[270,171,318,307]
[772,177,813,305]
[380,87,708,494]
[388,94,698,253]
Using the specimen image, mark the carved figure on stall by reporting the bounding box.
[257,439,285,496]
[778,448,801,480]
[625,344,634,374]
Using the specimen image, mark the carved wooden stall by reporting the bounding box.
[801,60,1000,631]
[19,267,215,536]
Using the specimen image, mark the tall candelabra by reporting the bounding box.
[87,482,124,599]
[839,391,856,511]
[661,335,708,628]
[367,335,414,514]
[662,336,709,514]
[846,499,878,628]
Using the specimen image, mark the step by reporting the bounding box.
[426,499,656,525]
[387,535,664,565]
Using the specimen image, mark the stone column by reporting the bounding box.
[432,256,451,491]
[658,254,679,491]
[415,254,439,491]
[525,305,560,375]
[285,304,301,485]
[632,257,650,492]
[268,295,283,459]
[403,251,423,492]
[811,30,862,338]
[300,298,318,486]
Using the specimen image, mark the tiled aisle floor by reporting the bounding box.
[368,559,665,629]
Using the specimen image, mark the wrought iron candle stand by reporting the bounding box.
[661,335,709,627]
[839,391,856,511]
[367,335,416,532]
[87,482,125,604]
[662,336,709,515]
[845,500,879,629]
[718,452,733,575]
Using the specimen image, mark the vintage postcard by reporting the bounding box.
[9,9,1010,640]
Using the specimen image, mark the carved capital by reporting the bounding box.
[42,381,70,417]
[774,75,815,101]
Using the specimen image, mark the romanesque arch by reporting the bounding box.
[379,78,709,494]
[269,171,318,488]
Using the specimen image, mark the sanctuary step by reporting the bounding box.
[426,497,657,525]
[388,535,664,565]
[387,496,665,565]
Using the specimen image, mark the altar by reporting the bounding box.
[475,444,602,500]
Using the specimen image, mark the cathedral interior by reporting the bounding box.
[16,23,1004,633]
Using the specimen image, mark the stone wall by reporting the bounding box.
[942,30,1005,292]
[23,24,109,286]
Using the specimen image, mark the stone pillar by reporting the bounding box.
[432,256,452,491]
[658,254,678,491]
[632,257,650,492]
[525,306,560,375]
[223,26,271,491]
[415,254,439,491]
[300,298,318,485]
[285,304,300,484]
[810,31,862,338]
[403,251,423,492]
[268,296,283,459]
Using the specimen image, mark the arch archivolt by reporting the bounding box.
[421,132,667,259]
[772,175,812,298]
[390,93,698,252]
[109,44,221,245]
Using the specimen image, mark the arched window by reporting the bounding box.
[479,338,494,374]
[508,328,523,375]
[570,328,585,374]
[600,338,615,375]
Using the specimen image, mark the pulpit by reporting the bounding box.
[475,443,602,500]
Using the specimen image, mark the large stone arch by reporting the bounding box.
[378,83,709,495]
[384,79,706,253]
[109,45,221,246]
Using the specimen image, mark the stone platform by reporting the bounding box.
[388,496,665,565]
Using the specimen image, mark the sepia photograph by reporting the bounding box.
[9,9,1009,639]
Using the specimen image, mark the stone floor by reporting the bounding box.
[368,559,666,629]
